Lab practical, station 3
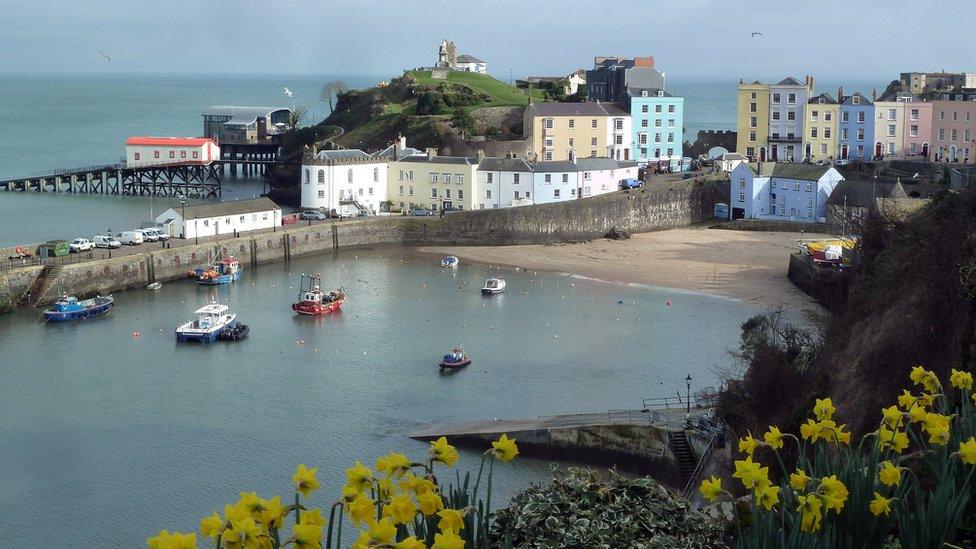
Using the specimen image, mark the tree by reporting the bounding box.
[288,106,308,128]
[320,80,348,112]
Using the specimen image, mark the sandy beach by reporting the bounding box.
[417,227,829,317]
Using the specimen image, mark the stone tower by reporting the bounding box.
[436,40,457,68]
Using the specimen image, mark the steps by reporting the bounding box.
[669,430,697,483]
[17,265,62,307]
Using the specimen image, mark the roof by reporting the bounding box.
[373,143,425,160]
[456,54,484,64]
[314,149,373,161]
[808,93,837,104]
[477,157,534,172]
[126,137,215,147]
[840,92,873,106]
[826,180,907,207]
[531,161,578,172]
[176,197,280,221]
[775,77,804,86]
[719,152,747,161]
[629,88,672,98]
[526,102,630,117]
[204,106,292,126]
[742,162,833,181]
[397,155,479,165]
[574,157,638,170]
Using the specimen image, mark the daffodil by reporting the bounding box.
[345,461,374,493]
[365,518,397,545]
[237,492,266,521]
[898,390,931,411]
[910,366,940,392]
[813,397,836,421]
[260,496,286,529]
[732,456,770,490]
[221,517,266,549]
[376,452,412,478]
[818,475,849,513]
[756,484,780,510]
[347,493,376,527]
[909,365,928,384]
[882,405,905,429]
[869,492,893,517]
[958,436,976,465]
[293,464,320,498]
[797,494,824,533]
[300,508,326,528]
[200,513,223,540]
[800,419,820,441]
[429,437,460,467]
[384,493,418,525]
[699,475,723,502]
[907,405,927,424]
[922,412,952,445]
[490,434,520,462]
[950,369,974,390]
[878,461,902,487]
[763,426,784,450]
[341,484,360,502]
[790,469,812,492]
[148,530,198,549]
[418,491,445,516]
[738,432,761,456]
[834,424,852,445]
[437,508,465,533]
[292,522,323,549]
[377,477,394,500]
[432,530,465,549]
[395,536,428,549]
[878,426,910,453]
[400,474,437,495]
[223,501,250,523]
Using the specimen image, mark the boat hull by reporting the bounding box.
[176,330,222,343]
[292,299,344,315]
[481,288,504,295]
[197,271,241,285]
[439,358,472,369]
[218,322,249,341]
[44,298,113,322]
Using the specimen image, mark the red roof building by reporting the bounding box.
[124,137,220,168]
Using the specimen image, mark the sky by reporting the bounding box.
[0,0,972,81]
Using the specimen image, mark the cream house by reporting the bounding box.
[388,150,481,212]
[524,102,631,162]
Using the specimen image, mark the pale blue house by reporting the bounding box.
[837,91,875,161]
[627,88,684,171]
[728,162,843,223]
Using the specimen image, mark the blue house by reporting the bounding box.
[837,91,875,161]
[728,162,844,223]
[627,88,684,171]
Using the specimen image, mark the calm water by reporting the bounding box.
[0,251,762,547]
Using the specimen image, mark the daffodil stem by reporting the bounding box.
[326,502,340,549]
[294,493,301,525]
[484,457,495,539]
[336,504,344,549]
[471,454,488,501]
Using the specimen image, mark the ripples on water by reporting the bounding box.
[0,250,762,546]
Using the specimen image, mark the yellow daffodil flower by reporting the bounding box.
[763,426,785,450]
[260,496,286,529]
[223,502,250,523]
[738,432,761,456]
[437,508,465,533]
[345,461,374,493]
[490,434,520,462]
[907,405,927,424]
[200,513,223,540]
[221,517,265,549]
[400,474,437,495]
[377,477,394,500]
[950,369,974,390]
[869,492,893,517]
[878,426,910,453]
[699,476,723,502]
[236,492,266,521]
[800,419,820,441]
[878,461,902,487]
[429,437,460,467]
[881,405,905,429]
[365,518,397,545]
[351,531,371,549]
[292,522,323,549]
[958,436,976,465]
[756,484,780,510]
[341,484,360,503]
[797,494,823,533]
[909,366,940,392]
[384,493,418,525]
[897,390,932,411]
[300,508,326,528]
[347,493,376,527]
[909,365,928,384]
[293,464,320,498]
[732,456,770,490]
[418,491,445,516]
[834,424,852,445]
[432,530,465,549]
[395,536,428,549]
[790,469,812,492]
[818,475,849,513]
[148,529,198,549]
[376,452,412,478]
[813,398,836,421]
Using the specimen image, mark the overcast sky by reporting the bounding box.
[0,0,971,81]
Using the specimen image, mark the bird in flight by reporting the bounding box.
[98,50,112,62]
[283,86,294,98]
[750,32,763,37]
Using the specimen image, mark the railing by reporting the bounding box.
[682,428,722,499]
[0,251,98,271]
[607,409,652,425]
[641,389,717,412]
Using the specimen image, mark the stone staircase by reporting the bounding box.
[17,265,62,307]
[668,430,697,483]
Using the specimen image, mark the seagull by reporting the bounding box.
[98,50,111,62]
[750,32,763,37]
[912,172,920,179]
[283,86,294,98]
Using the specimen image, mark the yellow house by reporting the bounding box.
[388,151,481,212]
[736,81,770,161]
[804,93,840,162]
[524,102,632,162]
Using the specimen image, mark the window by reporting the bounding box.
[614,134,623,145]
[641,119,648,128]
[772,93,781,103]
[750,92,757,99]
[738,179,745,188]
[486,173,493,183]
[525,192,530,199]
[667,132,674,143]
[749,132,757,142]
[408,171,414,181]
[514,190,520,199]
[750,102,757,113]
[655,105,662,113]
[169,151,175,159]
[562,174,569,183]
[910,109,919,121]
[614,119,624,130]
[641,105,649,113]
[667,147,674,156]
[373,167,379,181]
[824,128,831,139]
[445,189,450,198]
[554,189,560,198]
[368,187,374,195]
[457,175,464,184]
[154,150,160,159]
[134,152,141,160]
[842,111,850,123]
[398,185,403,195]
[668,105,675,113]
[568,119,574,129]
[939,128,945,140]
[571,188,576,197]
[584,172,591,180]
[192,151,198,159]
[787,110,796,121]
[952,111,958,121]
[358,188,363,195]
[180,150,187,158]
[398,170,404,181]
[513,174,520,184]
[544,174,551,183]
[857,145,864,156]
[887,125,896,137]
[841,128,849,140]
[787,93,796,103]
[591,119,597,129]
[458,190,463,199]
[888,142,895,154]
[852,96,860,105]
[430,188,437,198]
[317,190,325,198]
[317,170,325,184]
[750,116,758,127]
[939,110,945,120]
[568,138,575,147]
[347,169,353,183]
[811,128,818,138]
[952,129,958,141]
[857,128,865,140]
[909,143,917,154]
[409,186,414,195]
[820,143,827,155]
[857,112,866,123]
[806,209,813,219]
[429,173,438,183]
[544,118,553,129]
[738,192,745,202]
[824,112,832,122]
[590,149,597,157]
[485,189,491,198]
[888,109,897,120]
[746,146,755,157]
[811,110,820,121]
[654,119,662,127]
[910,125,918,137]
[772,111,780,121]
[807,197,813,206]
[590,137,597,146]
[667,119,675,127]
[544,137,554,149]
[442,173,451,183]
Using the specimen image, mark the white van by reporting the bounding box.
[141,227,169,241]
[93,235,122,249]
[136,228,159,242]
[115,231,144,245]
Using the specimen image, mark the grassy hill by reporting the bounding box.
[405,70,546,107]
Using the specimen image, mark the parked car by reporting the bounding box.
[135,228,159,242]
[301,210,328,220]
[620,178,643,190]
[141,227,169,241]
[409,208,434,216]
[69,238,95,253]
[93,235,122,249]
[357,209,371,218]
[115,231,144,245]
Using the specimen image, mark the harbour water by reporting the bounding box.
[0,250,763,547]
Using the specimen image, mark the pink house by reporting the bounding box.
[931,92,976,164]
[902,101,932,160]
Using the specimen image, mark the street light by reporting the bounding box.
[180,197,187,239]
[685,374,692,416]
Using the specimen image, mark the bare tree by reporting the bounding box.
[320,81,348,112]
[289,106,308,128]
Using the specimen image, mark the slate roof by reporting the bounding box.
[397,156,479,165]
[574,158,638,170]
[839,92,873,106]
[526,102,630,117]
[177,198,279,221]
[808,93,837,104]
[531,161,578,172]
[314,149,373,161]
[373,144,424,160]
[457,54,484,64]
[826,180,907,207]
[628,88,672,98]
[742,162,833,181]
[776,77,804,86]
[477,157,534,172]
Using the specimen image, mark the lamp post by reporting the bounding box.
[685,374,692,416]
[180,197,187,239]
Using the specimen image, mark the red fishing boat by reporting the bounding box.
[291,274,346,315]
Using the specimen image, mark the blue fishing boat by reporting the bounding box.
[441,256,459,268]
[44,295,114,322]
[191,256,242,285]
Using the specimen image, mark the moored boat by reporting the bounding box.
[191,255,242,285]
[176,301,237,343]
[439,347,471,369]
[218,321,250,341]
[441,256,459,268]
[481,277,506,295]
[44,295,114,322]
[292,274,346,315]
[147,282,162,291]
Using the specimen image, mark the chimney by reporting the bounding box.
[476,150,486,163]
[634,56,654,68]
[506,150,515,159]
[872,88,877,101]
[426,147,437,160]
[837,86,844,102]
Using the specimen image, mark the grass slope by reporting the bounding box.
[406,70,545,107]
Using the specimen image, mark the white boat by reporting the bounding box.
[147,282,162,291]
[481,277,506,295]
[176,302,237,343]
[441,256,459,268]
